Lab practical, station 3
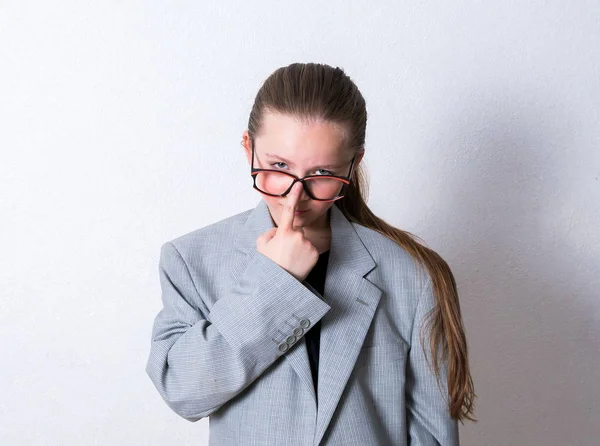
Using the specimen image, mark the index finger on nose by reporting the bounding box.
[278,181,302,231]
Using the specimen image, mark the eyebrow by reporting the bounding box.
[263,152,344,170]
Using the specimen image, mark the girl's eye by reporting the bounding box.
[270,162,333,176]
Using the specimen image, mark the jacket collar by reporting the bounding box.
[232,198,383,445]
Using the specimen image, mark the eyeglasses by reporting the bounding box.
[249,135,357,202]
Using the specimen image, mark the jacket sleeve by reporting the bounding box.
[405,278,459,445]
[145,241,331,422]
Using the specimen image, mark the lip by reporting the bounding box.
[279,205,309,214]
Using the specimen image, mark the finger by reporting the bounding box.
[257,227,277,244]
[263,227,277,241]
[278,181,302,231]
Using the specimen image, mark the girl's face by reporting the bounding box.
[242,110,363,231]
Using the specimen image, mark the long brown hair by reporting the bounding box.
[247,62,476,422]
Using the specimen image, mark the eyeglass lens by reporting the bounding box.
[254,171,345,200]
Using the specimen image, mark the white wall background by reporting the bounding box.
[1,1,598,445]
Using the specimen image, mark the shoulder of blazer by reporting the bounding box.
[352,222,422,270]
[165,207,255,259]
[352,222,431,294]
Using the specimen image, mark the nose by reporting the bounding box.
[295,180,311,201]
[281,180,310,204]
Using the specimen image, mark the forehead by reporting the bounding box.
[255,111,347,159]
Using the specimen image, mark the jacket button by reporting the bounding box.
[286,335,296,345]
[299,319,310,329]
[278,342,289,352]
[293,327,304,336]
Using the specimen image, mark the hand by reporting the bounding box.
[256,182,319,282]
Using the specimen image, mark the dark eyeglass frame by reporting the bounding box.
[249,135,357,202]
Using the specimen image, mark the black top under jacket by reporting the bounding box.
[303,249,330,405]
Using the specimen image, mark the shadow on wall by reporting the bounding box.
[421,82,600,446]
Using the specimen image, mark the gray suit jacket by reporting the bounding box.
[146,199,459,445]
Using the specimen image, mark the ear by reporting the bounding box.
[355,148,365,165]
[353,148,366,172]
[241,130,252,165]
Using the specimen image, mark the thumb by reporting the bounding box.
[257,227,277,248]
[264,227,278,240]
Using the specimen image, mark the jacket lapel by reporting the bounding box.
[231,199,382,445]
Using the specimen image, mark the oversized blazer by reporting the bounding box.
[146,198,459,445]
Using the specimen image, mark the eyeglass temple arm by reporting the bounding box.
[250,136,255,170]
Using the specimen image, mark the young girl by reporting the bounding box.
[146,62,476,445]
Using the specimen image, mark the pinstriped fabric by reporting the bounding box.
[146,198,459,445]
